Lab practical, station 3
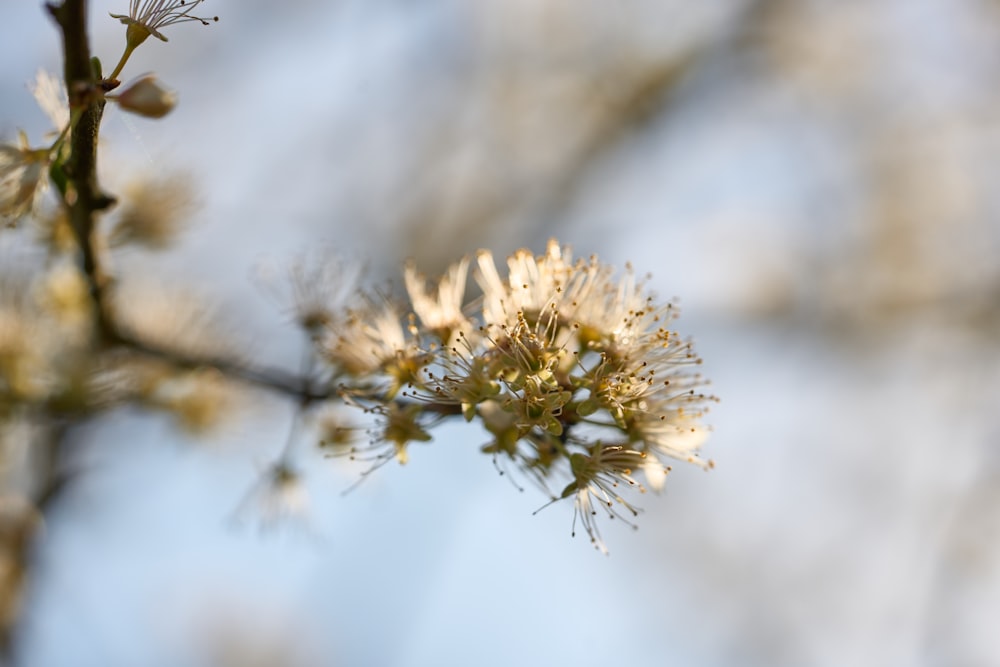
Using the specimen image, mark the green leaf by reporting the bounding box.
[49,159,68,198]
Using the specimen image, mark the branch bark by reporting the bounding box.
[48,0,117,336]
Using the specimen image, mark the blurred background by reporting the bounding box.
[2,0,1000,665]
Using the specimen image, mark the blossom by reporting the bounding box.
[34,258,91,335]
[374,402,433,465]
[322,292,430,397]
[314,407,360,452]
[322,239,715,551]
[0,134,51,226]
[253,249,361,343]
[287,254,360,337]
[144,367,232,434]
[322,294,408,376]
[544,445,648,554]
[233,463,310,532]
[334,403,433,491]
[633,411,712,472]
[1,71,68,227]
[475,240,576,329]
[421,333,501,421]
[111,0,218,43]
[113,74,177,118]
[404,256,471,344]
[28,70,69,133]
[108,171,196,250]
[562,261,672,353]
[0,304,49,399]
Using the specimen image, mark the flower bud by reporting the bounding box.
[115,75,176,119]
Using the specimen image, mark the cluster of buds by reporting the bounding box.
[321,240,716,553]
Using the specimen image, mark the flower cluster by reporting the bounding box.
[321,240,716,552]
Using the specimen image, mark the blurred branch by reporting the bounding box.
[108,330,335,403]
[536,50,698,223]
[395,44,701,269]
[1,417,73,661]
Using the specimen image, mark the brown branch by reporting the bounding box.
[110,329,338,403]
[2,416,76,664]
[47,0,117,340]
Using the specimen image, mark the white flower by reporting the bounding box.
[323,295,407,374]
[287,252,360,338]
[540,446,647,555]
[108,171,196,250]
[145,367,232,434]
[563,261,674,353]
[0,134,51,226]
[254,249,361,342]
[421,333,501,421]
[634,413,713,476]
[28,70,69,133]
[475,239,575,329]
[642,459,672,494]
[332,403,433,493]
[233,463,310,532]
[111,0,218,43]
[1,73,67,226]
[404,256,471,344]
[33,258,91,336]
[472,239,679,362]
[322,293,429,397]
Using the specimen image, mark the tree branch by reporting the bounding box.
[111,330,338,402]
[48,0,117,339]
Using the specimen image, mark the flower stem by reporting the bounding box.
[107,43,136,81]
[48,106,82,153]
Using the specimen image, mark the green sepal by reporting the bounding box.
[569,452,587,478]
[91,56,103,80]
[575,398,599,417]
[611,406,628,430]
[49,159,68,199]
[558,480,578,499]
